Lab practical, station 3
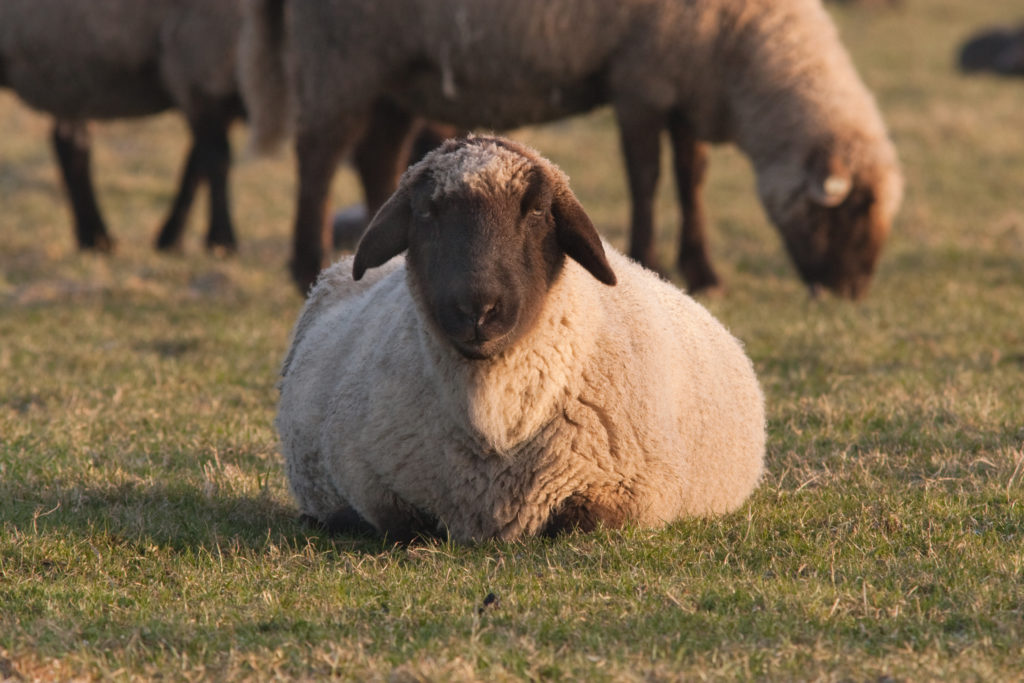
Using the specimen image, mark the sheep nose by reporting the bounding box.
[456,297,502,336]
[474,300,501,329]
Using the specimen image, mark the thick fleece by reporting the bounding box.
[242,0,903,297]
[277,246,765,542]
[0,0,239,119]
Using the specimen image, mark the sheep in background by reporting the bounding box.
[958,25,1024,77]
[276,136,765,542]
[241,0,903,299]
[0,0,243,253]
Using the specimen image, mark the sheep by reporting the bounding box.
[0,0,244,253]
[240,0,903,299]
[958,25,1024,77]
[275,136,766,543]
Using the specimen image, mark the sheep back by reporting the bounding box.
[277,246,765,542]
[0,0,240,119]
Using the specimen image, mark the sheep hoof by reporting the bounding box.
[80,235,116,254]
[679,258,721,295]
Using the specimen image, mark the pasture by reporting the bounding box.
[1,0,1022,679]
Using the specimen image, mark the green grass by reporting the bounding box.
[2,0,1023,679]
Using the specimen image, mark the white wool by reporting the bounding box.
[425,138,535,200]
[276,139,765,542]
[277,247,766,541]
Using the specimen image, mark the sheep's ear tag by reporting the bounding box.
[553,191,617,286]
[352,188,411,280]
[806,154,852,208]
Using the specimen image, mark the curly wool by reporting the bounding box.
[277,244,765,542]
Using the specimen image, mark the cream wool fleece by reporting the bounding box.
[277,245,765,542]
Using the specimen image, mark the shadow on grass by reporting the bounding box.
[0,478,392,556]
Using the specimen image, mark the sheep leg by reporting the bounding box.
[299,507,378,538]
[542,492,626,537]
[354,98,417,215]
[667,114,720,293]
[615,104,665,273]
[51,120,114,252]
[310,501,437,544]
[292,119,367,293]
[155,118,235,254]
[153,140,203,252]
[200,123,236,254]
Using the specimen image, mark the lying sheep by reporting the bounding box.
[0,0,244,252]
[958,25,1024,77]
[276,136,766,542]
[241,0,903,299]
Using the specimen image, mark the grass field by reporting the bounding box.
[2,0,1023,679]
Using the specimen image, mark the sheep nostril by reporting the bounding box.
[477,300,501,327]
[449,297,503,341]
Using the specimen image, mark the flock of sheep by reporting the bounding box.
[1,1,1018,542]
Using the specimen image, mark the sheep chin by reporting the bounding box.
[450,334,514,361]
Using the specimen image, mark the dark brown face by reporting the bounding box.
[772,185,889,300]
[406,176,566,359]
[352,136,616,360]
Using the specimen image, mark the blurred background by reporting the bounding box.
[0,0,1021,311]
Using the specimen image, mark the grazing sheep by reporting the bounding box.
[0,0,244,253]
[241,0,903,299]
[958,25,1024,77]
[275,136,766,543]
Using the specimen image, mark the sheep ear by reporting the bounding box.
[552,189,617,286]
[352,187,411,280]
[806,150,852,208]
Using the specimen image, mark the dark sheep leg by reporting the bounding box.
[51,120,114,251]
[668,112,720,293]
[353,98,418,215]
[155,104,237,254]
[542,493,626,537]
[615,103,665,273]
[304,503,439,544]
[153,138,204,251]
[292,117,366,294]
[200,123,235,253]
